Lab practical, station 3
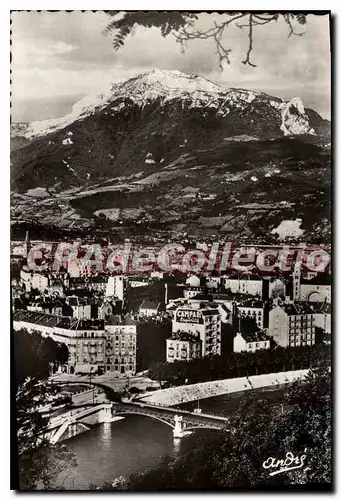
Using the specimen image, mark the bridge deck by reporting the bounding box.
[48,401,229,433]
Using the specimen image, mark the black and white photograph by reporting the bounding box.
[10,10,331,491]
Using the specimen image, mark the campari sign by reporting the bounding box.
[176,309,202,324]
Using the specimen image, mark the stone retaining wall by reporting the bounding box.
[138,370,309,406]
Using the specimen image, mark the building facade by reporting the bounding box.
[269,303,316,347]
[222,276,263,297]
[166,331,202,363]
[106,275,127,302]
[105,320,137,376]
[238,299,265,329]
[233,331,270,353]
[172,302,221,357]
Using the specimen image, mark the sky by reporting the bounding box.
[11,11,331,122]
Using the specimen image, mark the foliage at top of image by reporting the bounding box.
[104,12,307,68]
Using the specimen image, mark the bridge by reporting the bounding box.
[47,403,120,444]
[112,401,229,437]
[47,401,229,443]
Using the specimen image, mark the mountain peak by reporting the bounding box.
[133,68,223,93]
[17,68,320,140]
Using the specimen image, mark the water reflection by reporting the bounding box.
[51,386,287,490]
[173,437,181,455]
[100,422,112,448]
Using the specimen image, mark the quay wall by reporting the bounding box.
[138,370,309,406]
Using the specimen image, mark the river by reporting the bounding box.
[52,385,288,490]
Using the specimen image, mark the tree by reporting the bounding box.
[16,377,76,490]
[119,367,331,490]
[147,344,330,386]
[104,12,307,69]
[13,327,69,387]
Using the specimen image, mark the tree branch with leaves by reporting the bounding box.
[104,12,307,69]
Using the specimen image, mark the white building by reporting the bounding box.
[68,296,92,320]
[12,310,137,375]
[238,299,265,329]
[172,302,221,357]
[106,275,127,301]
[68,322,107,374]
[222,275,263,297]
[233,331,270,353]
[166,331,201,363]
[269,302,316,348]
[13,310,104,354]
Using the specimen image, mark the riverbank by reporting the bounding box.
[138,369,309,406]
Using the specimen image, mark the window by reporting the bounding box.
[248,344,252,348]
[256,343,260,347]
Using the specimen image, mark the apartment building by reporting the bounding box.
[105,317,137,376]
[238,299,266,329]
[166,331,202,363]
[172,302,221,357]
[269,302,316,347]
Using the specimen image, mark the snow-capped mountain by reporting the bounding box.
[14,69,324,140]
[11,69,329,196]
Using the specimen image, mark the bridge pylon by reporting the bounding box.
[173,414,192,438]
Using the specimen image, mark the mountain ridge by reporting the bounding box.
[12,69,329,141]
[10,69,330,243]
